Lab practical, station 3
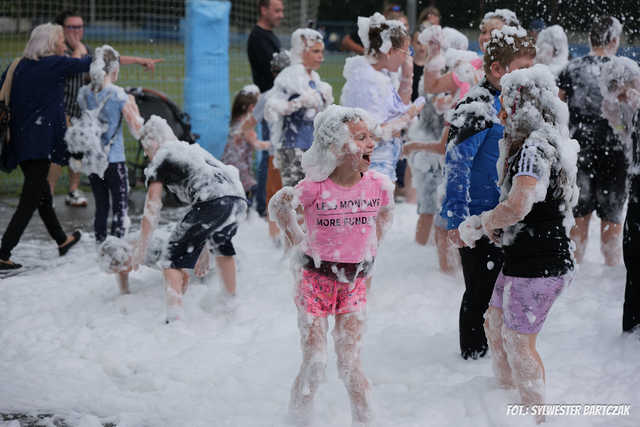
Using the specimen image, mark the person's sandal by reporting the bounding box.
[59,230,82,256]
[0,259,22,270]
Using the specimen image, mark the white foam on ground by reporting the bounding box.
[0,204,638,426]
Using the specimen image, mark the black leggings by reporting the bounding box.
[0,159,67,260]
[623,175,640,332]
[89,162,129,243]
[458,236,504,358]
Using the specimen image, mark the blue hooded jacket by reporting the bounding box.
[440,79,503,230]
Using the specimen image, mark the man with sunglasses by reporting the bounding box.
[49,9,162,207]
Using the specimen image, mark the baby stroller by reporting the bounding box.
[125,87,198,188]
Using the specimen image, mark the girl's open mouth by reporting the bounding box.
[363,154,370,162]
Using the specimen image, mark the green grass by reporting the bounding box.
[0,37,347,195]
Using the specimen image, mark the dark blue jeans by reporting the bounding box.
[255,119,271,216]
[89,162,129,243]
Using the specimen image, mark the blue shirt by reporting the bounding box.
[440,79,503,230]
[1,55,91,167]
[78,85,127,163]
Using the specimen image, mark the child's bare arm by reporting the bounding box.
[481,175,538,238]
[403,141,442,156]
[122,96,144,139]
[134,182,163,269]
[244,129,271,150]
[268,187,305,247]
[376,205,394,243]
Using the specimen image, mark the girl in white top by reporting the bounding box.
[341,12,424,182]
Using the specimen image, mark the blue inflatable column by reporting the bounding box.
[185,0,230,158]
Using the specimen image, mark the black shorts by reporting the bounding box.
[167,196,247,269]
[572,122,628,223]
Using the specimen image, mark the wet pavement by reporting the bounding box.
[0,189,148,248]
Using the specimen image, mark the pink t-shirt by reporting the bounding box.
[296,170,392,264]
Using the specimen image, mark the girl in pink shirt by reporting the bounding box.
[269,105,394,426]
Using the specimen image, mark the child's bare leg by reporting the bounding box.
[68,168,81,193]
[601,220,623,266]
[333,311,372,425]
[164,268,186,321]
[117,272,130,294]
[365,277,372,291]
[215,255,236,296]
[194,243,211,278]
[290,309,328,423]
[47,163,63,196]
[503,327,545,423]
[268,219,280,241]
[435,226,457,274]
[415,213,434,246]
[571,214,591,264]
[484,307,514,388]
[404,165,417,204]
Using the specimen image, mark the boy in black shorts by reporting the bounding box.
[126,110,247,322]
[558,16,627,266]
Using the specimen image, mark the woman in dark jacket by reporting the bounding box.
[0,23,90,270]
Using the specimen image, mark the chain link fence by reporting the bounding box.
[1,0,325,195]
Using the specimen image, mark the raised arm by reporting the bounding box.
[120,56,164,73]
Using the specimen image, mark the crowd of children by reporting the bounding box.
[3,6,640,426]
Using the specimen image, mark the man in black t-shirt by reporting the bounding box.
[247,0,284,93]
[557,16,626,267]
[247,0,284,217]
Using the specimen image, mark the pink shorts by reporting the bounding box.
[296,269,367,317]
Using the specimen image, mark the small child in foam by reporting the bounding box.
[65,45,141,290]
[460,65,579,424]
[121,110,247,323]
[221,85,270,205]
[269,105,394,426]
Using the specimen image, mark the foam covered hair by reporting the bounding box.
[358,12,405,55]
[535,25,568,73]
[600,56,640,97]
[301,105,372,182]
[290,28,324,64]
[482,8,520,28]
[500,64,568,140]
[90,45,120,91]
[139,115,178,152]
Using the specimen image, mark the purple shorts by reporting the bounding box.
[489,272,569,334]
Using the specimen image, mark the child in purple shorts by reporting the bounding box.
[458,65,579,422]
[269,105,394,426]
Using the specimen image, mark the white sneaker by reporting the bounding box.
[65,190,88,207]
